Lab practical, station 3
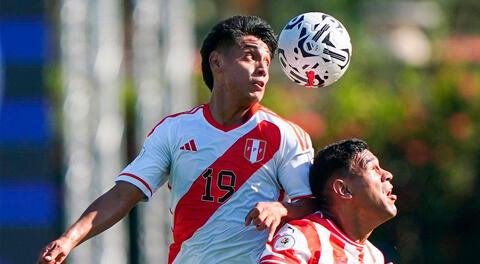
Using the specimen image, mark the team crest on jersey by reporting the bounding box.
[273,234,295,250]
[244,138,267,163]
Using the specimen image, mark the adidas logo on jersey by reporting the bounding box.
[180,139,197,151]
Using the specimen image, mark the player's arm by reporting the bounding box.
[245,147,316,241]
[281,197,317,222]
[37,181,145,264]
[245,198,316,241]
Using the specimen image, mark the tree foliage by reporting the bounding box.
[194,0,480,262]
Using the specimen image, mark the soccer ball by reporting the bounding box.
[278,12,352,88]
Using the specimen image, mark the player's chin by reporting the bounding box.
[248,92,264,103]
[378,199,397,219]
[384,203,398,218]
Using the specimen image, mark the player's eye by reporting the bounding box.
[244,52,254,60]
[367,163,379,173]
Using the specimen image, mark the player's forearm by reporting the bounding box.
[282,198,317,222]
[62,182,144,247]
[60,211,106,249]
[63,198,126,246]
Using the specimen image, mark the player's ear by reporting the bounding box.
[209,51,223,71]
[332,179,352,199]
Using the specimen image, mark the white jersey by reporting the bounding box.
[259,212,385,264]
[116,103,314,264]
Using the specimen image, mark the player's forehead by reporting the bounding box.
[352,149,378,169]
[236,35,271,56]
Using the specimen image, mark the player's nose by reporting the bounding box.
[382,169,393,182]
[255,61,268,76]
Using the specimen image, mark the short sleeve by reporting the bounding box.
[116,122,171,200]
[277,124,314,201]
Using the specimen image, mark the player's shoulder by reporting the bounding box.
[147,105,205,136]
[285,211,335,237]
[272,212,325,249]
[257,105,303,130]
[257,105,312,149]
[365,240,385,262]
[283,211,324,233]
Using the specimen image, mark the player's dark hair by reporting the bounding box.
[200,15,277,91]
[309,138,369,209]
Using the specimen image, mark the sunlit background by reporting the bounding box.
[1,0,479,263]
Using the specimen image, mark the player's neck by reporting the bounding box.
[208,94,257,127]
[328,208,377,244]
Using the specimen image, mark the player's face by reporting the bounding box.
[220,35,271,105]
[348,149,397,221]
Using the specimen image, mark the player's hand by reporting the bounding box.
[37,237,74,264]
[245,201,288,242]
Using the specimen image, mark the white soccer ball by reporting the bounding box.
[278,12,352,88]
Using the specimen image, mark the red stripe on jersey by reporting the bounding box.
[119,173,153,196]
[305,132,311,149]
[147,105,203,137]
[189,139,197,151]
[359,247,365,264]
[291,194,314,202]
[259,254,288,263]
[302,213,376,264]
[366,243,377,263]
[168,120,281,264]
[330,233,348,263]
[245,139,253,160]
[303,212,323,223]
[307,213,364,248]
[300,128,310,150]
[290,220,321,264]
[269,248,301,264]
[278,189,285,201]
[288,122,306,151]
[297,122,310,151]
[324,219,364,247]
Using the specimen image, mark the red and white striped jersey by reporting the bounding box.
[259,212,385,264]
[116,103,314,264]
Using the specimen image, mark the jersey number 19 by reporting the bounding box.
[201,168,237,203]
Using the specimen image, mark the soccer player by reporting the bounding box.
[259,139,398,264]
[37,15,316,264]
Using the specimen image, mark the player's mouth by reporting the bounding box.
[385,190,397,201]
[253,80,265,90]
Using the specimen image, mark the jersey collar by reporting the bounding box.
[203,103,262,132]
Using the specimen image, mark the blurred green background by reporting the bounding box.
[197,1,480,263]
[1,0,479,263]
